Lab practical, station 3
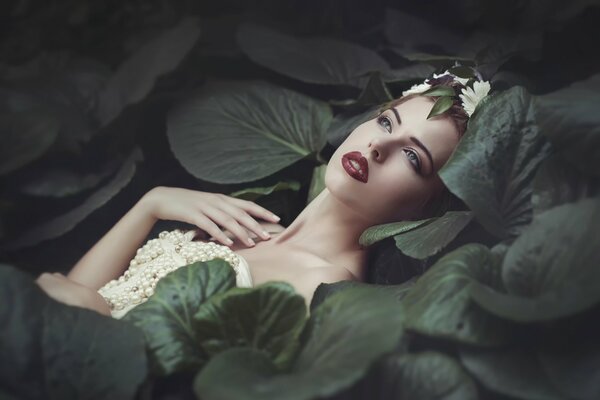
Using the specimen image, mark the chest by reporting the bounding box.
[226,237,332,286]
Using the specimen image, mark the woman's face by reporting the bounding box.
[325,95,460,224]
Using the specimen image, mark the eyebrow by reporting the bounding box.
[390,107,434,175]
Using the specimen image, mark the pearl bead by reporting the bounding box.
[98,228,242,314]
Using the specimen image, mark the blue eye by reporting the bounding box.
[377,115,392,133]
[404,149,422,172]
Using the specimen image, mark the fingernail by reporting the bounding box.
[262,230,271,238]
[226,238,234,245]
[272,214,280,221]
[247,238,255,246]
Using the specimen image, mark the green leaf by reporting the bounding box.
[460,347,563,400]
[422,86,456,97]
[229,180,301,201]
[439,86,553,239]
[393,211,474,259]
[380,63,436,83]
[97,17,201,125]
[306,165,327,205]
[193,282,306,370]
[167,80,332,184]
[310,279,416,312]
[0,265,147,399]
[19,161,118,198]
[236,22,389,87]
[122,260,236,375]
[384,8,465,57]
[470,197,600,322]
[326,106,379,148]
[538,335,600,400]
[531,152,600,217]
[359,217,435,247]
[3,148,142,251]
[448,66,476,79]
[535,73,600,176]
[0,109,59,175]
[426,96,454,119]
[194,286,405,400]
[373,351,478,400]
[353,71,393,105]
[402,243,511,346]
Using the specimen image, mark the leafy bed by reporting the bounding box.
[1,3,600,399]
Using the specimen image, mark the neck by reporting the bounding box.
[272,188,375,278]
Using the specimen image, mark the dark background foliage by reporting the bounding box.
[1,1,600,399]
[1,0,597,279]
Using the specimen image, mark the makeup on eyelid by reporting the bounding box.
[376,112,423,175]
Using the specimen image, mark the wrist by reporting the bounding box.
[135,188,163,222]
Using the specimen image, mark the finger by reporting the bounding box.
[202,207,255,247]
[225,197,281,222]
[217,203,271,241]
[191,213,234,247]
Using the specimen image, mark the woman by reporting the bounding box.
[36,70,485,318]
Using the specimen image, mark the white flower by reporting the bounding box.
[402,82,431,96]
[459,80,491,117]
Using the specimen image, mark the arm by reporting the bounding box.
[66,187,281,291]
[67,194,158,290]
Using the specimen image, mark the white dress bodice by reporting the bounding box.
[97,229,254,319]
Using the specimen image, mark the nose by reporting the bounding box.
[368,136,394,163]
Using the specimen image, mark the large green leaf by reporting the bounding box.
[167,80,331,183]
[535,73,600,176]
[96,17,201,125]
[0,265,147,399]
[326,106,378,147]
[123,260,236,376]
[439,86,553,239]
[460,347,563,400]
[229,180,300,201]
[194,286,404,400]
[0,109,59,175]
[470,197,600,322]
[3,148,142,251]
[306,164,327,204]
[538,332,600,400]
[531,153,600,216]
[193,281,306,370]
[236,22,389,87]
[372,351,478,400]
[393,211,474,259]
[402,243,511,346]
[384,8,466,58]
[359,218,435,247]
[380,63,436,83]
[19,161,118,198]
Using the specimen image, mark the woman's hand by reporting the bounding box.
[139,186,281,247]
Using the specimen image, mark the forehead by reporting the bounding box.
[391,96,458,138]
[390,96,460,171]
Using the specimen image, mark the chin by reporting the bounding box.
[324,165,373,217]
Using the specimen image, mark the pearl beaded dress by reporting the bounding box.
[97,229,254,319]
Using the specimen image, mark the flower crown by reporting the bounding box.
[402,66,491,119]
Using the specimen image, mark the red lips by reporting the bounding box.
[341,151,368,183]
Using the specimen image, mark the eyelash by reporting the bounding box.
[376,113,422,174]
